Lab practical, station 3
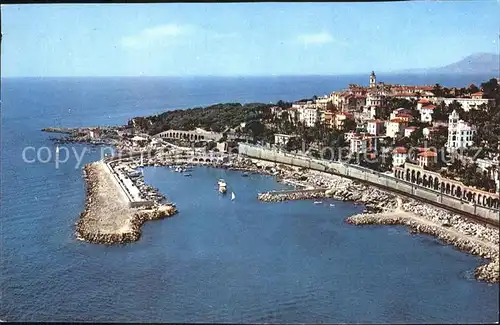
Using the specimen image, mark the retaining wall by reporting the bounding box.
[239,144,500,225]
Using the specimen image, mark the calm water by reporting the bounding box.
[1,75,499,323]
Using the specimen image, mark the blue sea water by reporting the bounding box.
[1,75,499,323]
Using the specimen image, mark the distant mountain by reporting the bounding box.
[396,53,499,75]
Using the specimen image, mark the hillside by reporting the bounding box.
[397,53,499,75]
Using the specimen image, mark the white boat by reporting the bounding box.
[56,145,60,154]
[314,201,322,204]
[231,192,235,201]
[218,179,227,194]
[329,204,335,207]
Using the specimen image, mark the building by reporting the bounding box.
[369,71,376,88]
[390,108,413,121]
[89,128,101,139]
[445,110,476,151]
[366,119,385,136]
[423,126,439,139]
[404,126,417,138]
[440,97,495,112]
[386,118,408,138]
[297,107,319,127]
[366,92,386,108]
[322,110,335,128]
[350,135,368,153]
[417,150,438,168]
[314,95,332,110]
[420,104,436,123]
[274,134,298,147]
[392,147,408,167]
[471,92,484,99]
[334,112,354,130]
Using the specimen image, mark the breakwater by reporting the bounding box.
[346,212,499,284]
[76,162,177,245]
[258,189,328,202]
[256,164,499,284]
[258,178,398,213]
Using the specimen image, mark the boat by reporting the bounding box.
[55,145,60,154]
[128,170,141,178]
[218,179,227,194]
[231,192,236,201]
[241,172,249,177]
[313,201,322,204]
[329,204,335,207]
[184,173,192,177]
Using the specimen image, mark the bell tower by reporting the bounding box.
[369,71,376,88]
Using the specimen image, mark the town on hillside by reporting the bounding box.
[63,73,500,205]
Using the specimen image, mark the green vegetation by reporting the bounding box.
[442,159,497,192]
[128,102,274,136]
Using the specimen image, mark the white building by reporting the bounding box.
[366,119,385,136]
[386,119,408,138]
[445,110,476,151]
[404,126,417,138]
[350,136,368,154]
[314,96,332,110]
[392,147,408,167]
[440,97,495,112]
[298,107,319,127]
[366,92,385,108]
[417,150,438,168]
[420,104,436,123]
[274,134,297,146]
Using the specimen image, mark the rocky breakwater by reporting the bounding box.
[76,161,177,245]
[258,189,328,202]
[346,201,499,284]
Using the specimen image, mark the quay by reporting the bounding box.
[76,160,177,245]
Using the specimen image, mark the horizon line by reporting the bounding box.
[2,71,496,79]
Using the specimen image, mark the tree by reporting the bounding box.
[468,84,480,94]
[343,119,357,132]
[409,127,424,146]
[481,78,499,100]
[448,100,465,116]
[433,83,444,97]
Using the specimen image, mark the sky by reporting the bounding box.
[1,2,499,77]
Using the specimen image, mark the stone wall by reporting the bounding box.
[238,144,500,225]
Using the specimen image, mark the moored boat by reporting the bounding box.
[218,179,227,194]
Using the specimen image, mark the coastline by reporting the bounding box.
[254,162,499,284]
[55,132,498,282]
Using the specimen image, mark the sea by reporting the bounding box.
[1,74,499,323]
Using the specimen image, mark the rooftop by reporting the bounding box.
[393,147,408,154]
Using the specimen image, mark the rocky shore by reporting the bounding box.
[346,211,499,284]
[254,165,499,284]
[76,162,177,245]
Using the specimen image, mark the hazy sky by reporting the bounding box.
[2,2,499,77]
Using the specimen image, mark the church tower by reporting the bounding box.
[369,71,376,88]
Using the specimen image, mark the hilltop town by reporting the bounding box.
[49,73,500,213]
[115,73,500,197]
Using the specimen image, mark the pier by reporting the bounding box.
[76,161,177,245]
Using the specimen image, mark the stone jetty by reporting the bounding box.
[346,211,499,284]
[76,161,177,245]
[255,164,499,284]
[258,189,328,202]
